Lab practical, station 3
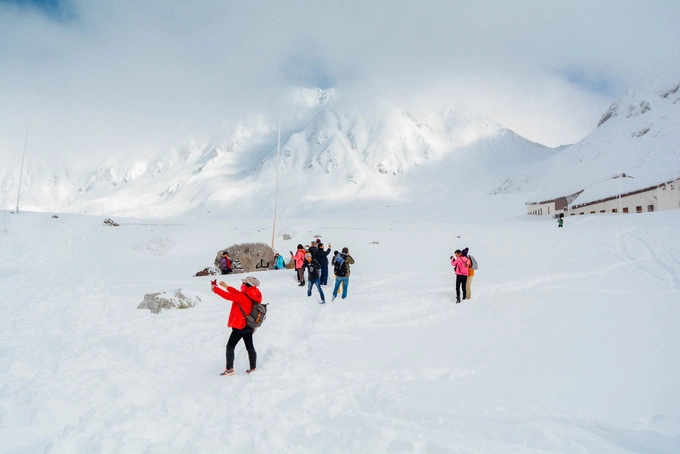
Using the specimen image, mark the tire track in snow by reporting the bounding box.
[618,230,680,290]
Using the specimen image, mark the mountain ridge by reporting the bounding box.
[4,76,679,218]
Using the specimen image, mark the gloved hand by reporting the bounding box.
[210,279,217,289]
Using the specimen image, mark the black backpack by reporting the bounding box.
[334,255,348,277]
[237,295,268,329]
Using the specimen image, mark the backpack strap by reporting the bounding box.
[235,300,248,319]
[235,294,256,319]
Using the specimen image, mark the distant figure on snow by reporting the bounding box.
[219,252,233,275]
[332,247,355,300]
[291,244,306,286]
[451,249,471,303]
[273,253,285,270]
[303,252,326,304]
[211,276,262,376]
[558,218,564,228]
[462,247,475,300]
[308,240,319,261]
[316,242,332,285]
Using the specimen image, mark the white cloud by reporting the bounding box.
[1,0,678,164]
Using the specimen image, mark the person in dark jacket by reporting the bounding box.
[316,242,332,285]
[302,252,326,304]
[211,276,262,375]
[308,241,319,261]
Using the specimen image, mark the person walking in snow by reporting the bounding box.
[211,276,262,375]
[557,217,564,228]
[291,244,306,286]
[462,247,475,300]
[316,242,332,285]
[303,252,326,303]
[451,249,470,303]
[332,247,355,300]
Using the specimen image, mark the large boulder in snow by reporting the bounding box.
[214,242,277,273]
[137,289,201,314]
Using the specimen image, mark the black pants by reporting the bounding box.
[226,326,256,370]
[456,274,468,300]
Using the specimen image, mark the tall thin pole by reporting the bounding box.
[271,124,281,249]
[15,125,29,214]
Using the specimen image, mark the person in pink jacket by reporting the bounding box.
[291,244,306,286]
[451,249,471,303]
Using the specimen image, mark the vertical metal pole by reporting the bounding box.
[271,124,281,249]
[16,125,29,214]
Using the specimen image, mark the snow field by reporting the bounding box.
[1,205,679,453]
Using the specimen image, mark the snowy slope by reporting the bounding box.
[1,201,679,453]
[1,77,680,452]
[496,77,680,202]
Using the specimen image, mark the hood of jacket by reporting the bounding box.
[242,285,263,303]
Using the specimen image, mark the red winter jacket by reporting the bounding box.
[212,284,263,329]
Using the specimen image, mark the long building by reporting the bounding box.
[526,176,680,217]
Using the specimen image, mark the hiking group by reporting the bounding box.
[451,247,478,303]
[291,240,355,304]
[211,239,355,376]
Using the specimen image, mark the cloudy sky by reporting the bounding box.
[1,0,679,166]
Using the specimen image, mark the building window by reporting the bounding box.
[623,207,629,213]
[636,206,642,213]
[600,210,605,213]
[612,208,618,213]
[647,205,654,212]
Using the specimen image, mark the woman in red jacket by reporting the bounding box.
[211,275,263,376]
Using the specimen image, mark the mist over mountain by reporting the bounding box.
[2,75,678,219]
[1,88,555,218]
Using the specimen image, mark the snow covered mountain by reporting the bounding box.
[495,76,680,202]
[2,88,554,218]
[3,75,679,219]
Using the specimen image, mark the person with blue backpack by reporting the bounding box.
[332,247,355,300]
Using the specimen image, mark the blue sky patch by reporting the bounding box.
[0,0,74,20]
[559,67,620,97]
